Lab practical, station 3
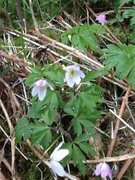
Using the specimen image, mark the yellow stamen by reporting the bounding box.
[69,70,76,77]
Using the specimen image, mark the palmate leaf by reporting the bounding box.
[15,118,52,148]
[61,24,105,52]
[43,64,65,86]
[28,90,59,125]
[72,118,95,137]
[64,85,103,136]
[14,118,32,144]
[65,139,95,176]
[72,144,86,175]
[26,66,43,86]
[74,134,95,155]
[64,97,81,118]
[102,44,135,88]
[28,98,45,118]
[122,7,135,27]
[62,143,86,175]
[42,90,59,125]
[31,123,52,148]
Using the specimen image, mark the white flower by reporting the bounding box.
[49,142,69,177]
[64,64,85,87]
[31,79,54,101]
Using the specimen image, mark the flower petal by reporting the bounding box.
[51,149,69,162]
[96,14,106,25]
[101,163,112,180]
[36,79,47,87]
[66,78,75,87]
[38,88,47,101]
[47,81,54,91]
[78,70,85,78]
[95,163,102,176]
[64,72,70,82]
[72,74,81,85]
[31,85,39,97]
[50,160,66,177]
[72,64,80,70]
[50,142,64,159]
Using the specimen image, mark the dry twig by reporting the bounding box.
[0,99,15,180]
[107,86,131,156]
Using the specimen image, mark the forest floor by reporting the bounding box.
[0,1,135,180]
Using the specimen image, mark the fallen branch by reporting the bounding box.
[32,30,103,69]
[84,153,135,163]
[107,85,131,156]
[0,99,15,180]
[0,50,29,75]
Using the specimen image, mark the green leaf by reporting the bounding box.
[102,44,135,88]
[74,134,92,143]
[31,123,52,148]
[120,0,135,6]
[72,144,86,175]
[28,98,45,119]
[72,144,86,166]
[72,118,82,136]
[122,7,135,27]
[14,118,32,144]
[39,91,59,125]
[79,119,95,136]
[61,24,105,52]
[43,108,57,125]
[84,67,111,81]
[43,64,65,85]
[73,118,95,137]
[64,98,80,117]
[78,143,95,155]
[26,67,43,86]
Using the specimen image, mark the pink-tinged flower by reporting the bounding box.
[31,79,54,101]
[63,64,85,87]
[49,142,69,177]
[95,162,112,180]
[96,14,107,25]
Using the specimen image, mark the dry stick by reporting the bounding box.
[63,11,78,25]
[15,0,25,27]
[0,50,29,75]
[0,50,28,67]
[84,153,135,164]
[32,30,103,69]
[116,150,135,180]
[107,85,131,157]
[0,99,15,180]
[28,0,39,31]
[73,0,78,21]
[0,171,7,180]
[7,30,135,95]
[109,109,135,133]
[0,78,21,114]
[0,78,21,180]
[2,157,21,180]
[0,125,28,160]
[27,140,79,180]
